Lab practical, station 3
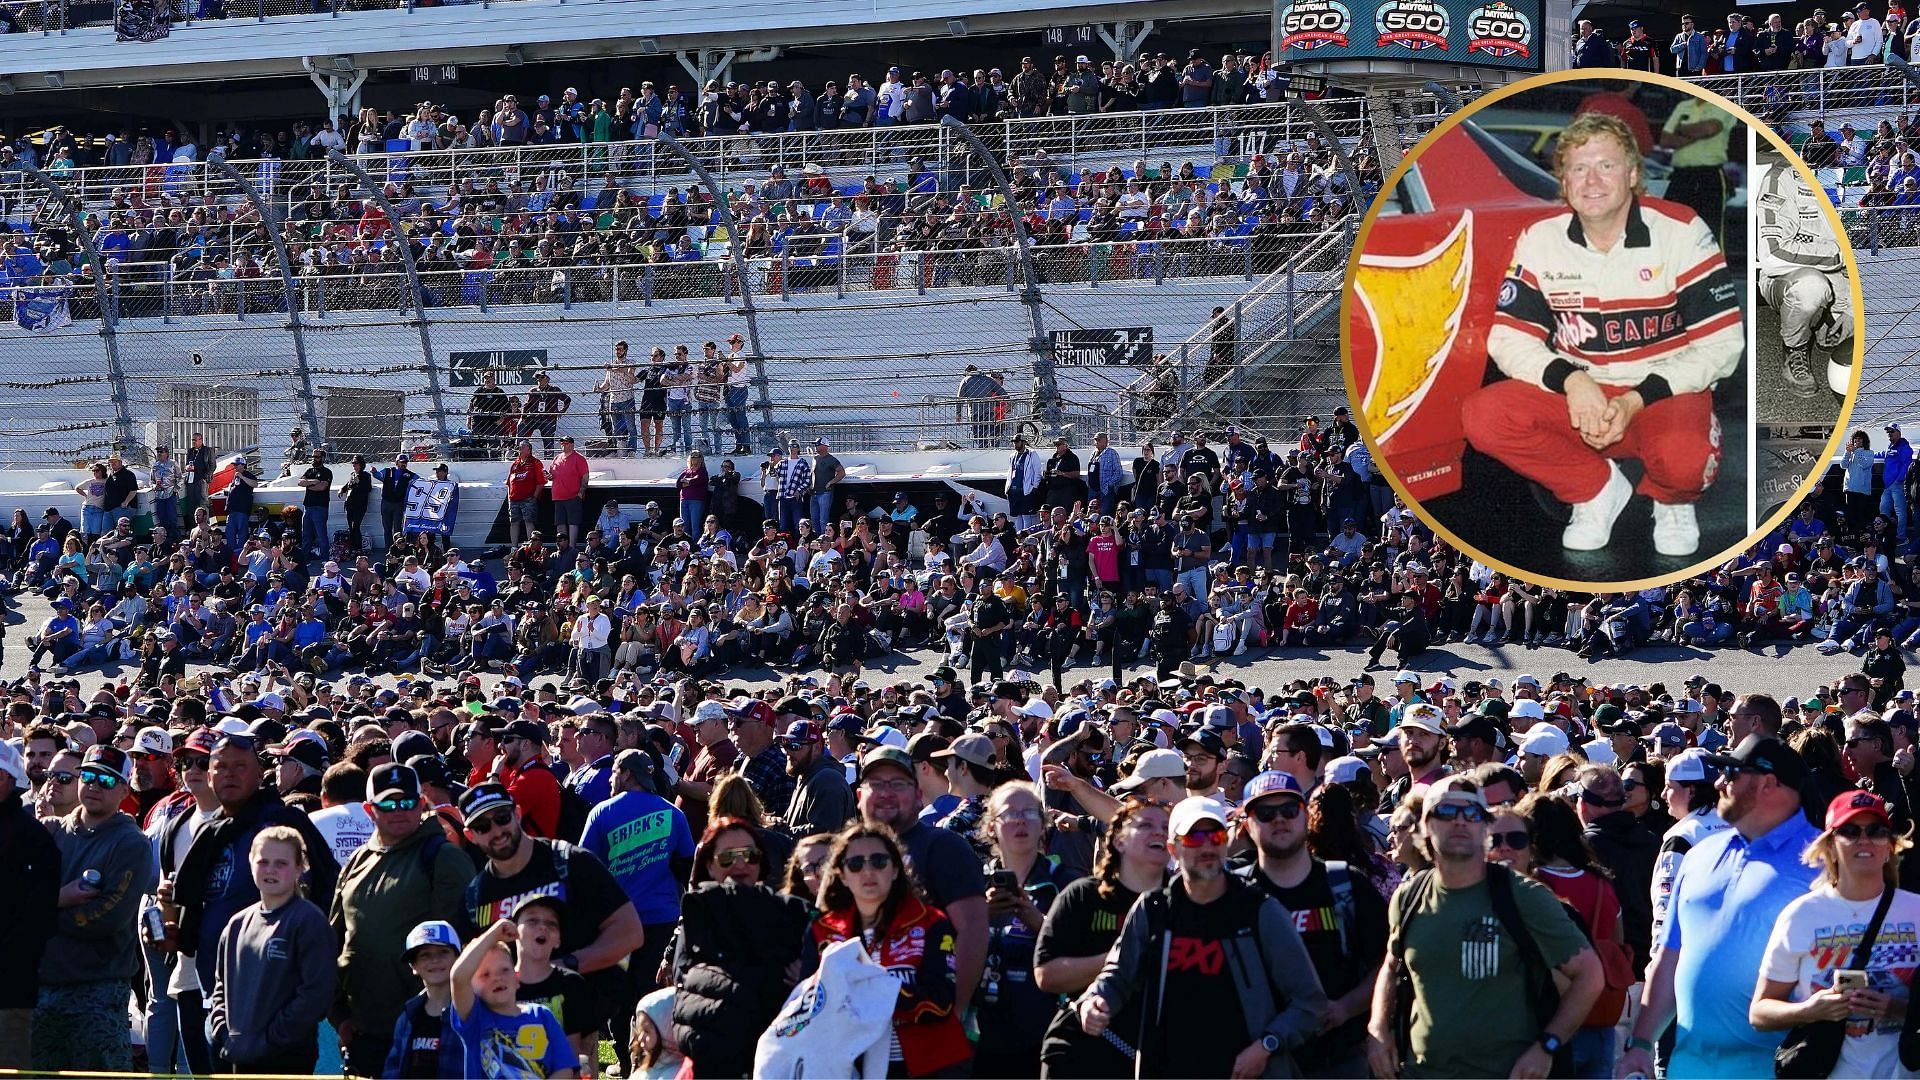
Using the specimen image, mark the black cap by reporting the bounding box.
[83,745,132,784]
[368,762,422,803]
[458,781,515,819]
[906,733,950,763]
[502,719,549,744]
[1444,714,1501,746]
[409,756,453,789]
[269,738,329,771]
[391,730,438,765]
[1179,729,1227,758]
[1706,734,1807,791]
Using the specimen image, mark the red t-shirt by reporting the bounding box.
[1537,865,1629,1028]
[506,456,547,502]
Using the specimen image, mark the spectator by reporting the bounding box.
[0,740,58,1072]
[207,825,336,1074]
[447,918,580,1078]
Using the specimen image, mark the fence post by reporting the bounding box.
[649,130,776,444]
[16,163,136,453]
[324,150,452,451]
[209,154,325,451]
[940,116,1060,434]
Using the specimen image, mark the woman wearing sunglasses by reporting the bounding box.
[669,816,813,1078]
[1753,791,1920,1078]
[807,822,972,1078]
[974,783,1078,1076]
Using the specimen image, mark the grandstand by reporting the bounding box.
[1692,62,1920,433]
[0,96,1448,469]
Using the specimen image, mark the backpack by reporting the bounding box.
[1389,864,1573,1077]
[545,764,593,844]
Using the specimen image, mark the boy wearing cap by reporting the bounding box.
[32,744,157,1072]
[1079,796,1326,1077]
[384,921,465,1078]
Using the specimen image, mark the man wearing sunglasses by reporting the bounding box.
[1079,794,1326,1078]
[453,782,642,1010]
[1618,734,1820,1080]
[1367,777,1600,1080]
[1237,771,1386,1076]
[330,763,477,1077]
[32,746,158,1073]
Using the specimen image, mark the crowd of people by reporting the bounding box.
[1568,5,1903,73]
[7,589,1920,1078]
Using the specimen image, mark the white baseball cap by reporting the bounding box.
[1583,738,1619,766]
[1510,699,1547,721]
[1325,755,1371,785]
[1168,795,1230,838]
[1519,722,1570,756]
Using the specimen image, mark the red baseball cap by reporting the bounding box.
[1826,790,1893,831]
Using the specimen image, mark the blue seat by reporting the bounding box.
[460,270,492,305]
[1194,164,1213,178]
[647,193,666,219]
[1077,206,1094,222]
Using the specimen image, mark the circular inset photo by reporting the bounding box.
[1344,69,1863,590]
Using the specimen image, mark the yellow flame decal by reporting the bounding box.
[1356,210,1472,443]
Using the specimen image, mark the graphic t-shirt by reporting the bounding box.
[1160,891,1254,1078]
[517,967,599,1039]
[1250,861,1389,1065]
[1036,877,1148,1073]
[458,840,631,959]
[308,803,375,866]
[579,792,695,925]
[1390,870,1590,1077]
[446,1001,575,1078]
[1760,884,1920,1079]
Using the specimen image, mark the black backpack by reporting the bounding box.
[1388,864,1573,1077]
[543,763,593,844]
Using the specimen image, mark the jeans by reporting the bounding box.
[300,505,329,560]
[810,491,834,531]
[697,403,723,455]
[1570,1025,1614,1080]
[106,507,134,529]
[1885,483,1911,547]
[1177,566,1210,602]
[82,505,106,537]
[393,632,439,670]
[381,500,406,549]
[681,498,706,534]
[667,401,692,452]
[613,399,638,451]
[224,507,251,553]
[141,933,185,1076]
[779,496,805,536]
[725,385,751,448]
[1680,619,1734,645]
[153,495,179,538]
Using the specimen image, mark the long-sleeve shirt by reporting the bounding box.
[209,897,337,1064]
[1488,198,1742,404]
[777,457,812,500]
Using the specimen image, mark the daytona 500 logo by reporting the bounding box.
[1467,0,1533,58]
[1375,0,1450,51]
[1280,0,1353,50]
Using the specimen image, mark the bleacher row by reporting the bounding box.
[0,102,1398,321]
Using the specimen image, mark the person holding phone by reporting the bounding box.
[1752,790,1920,1077]
[974,782,1079,1075]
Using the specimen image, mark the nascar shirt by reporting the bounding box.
[1488,197,1743,403]
[1756,161,1844,276]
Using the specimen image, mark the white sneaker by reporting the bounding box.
[1829,357,1851,396]
[1651,501,1700,557]
[1563,462,1633,551]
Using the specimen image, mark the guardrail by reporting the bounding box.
[1689,65,1916,118]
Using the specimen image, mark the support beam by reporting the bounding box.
[303,61,366,126]
[676,48,735,90]
[1095,20,1155,62]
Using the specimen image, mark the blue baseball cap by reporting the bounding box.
[1242,770,1307,806]
[404,920,461,958]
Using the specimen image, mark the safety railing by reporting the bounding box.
[1689,65,1915,120]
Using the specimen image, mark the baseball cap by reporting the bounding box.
[1665,747,1717,783]
[268,738,328,772]
[1519,722,1570,756]
[1398,703,1445,736]
[929,732,996,769]
[690,700,729,726]
[0,742,25,788]
[501,719,549,744]
[458,782,515,820]
[1421,775,1489,813]
[859,745,915,779]
[1326,756,1372,785]
[906,733,951,763]
[859,724,908,750]
[1444,714,1500,746]
[1510,699,1547,722]
[83,745,132,785]
[727,698,777,729]
[368,762,422,804]
[1706,734,1807,790]
[1168,796,1231,838]
[1242,770,1307,806]
[1828,790,1892,830]
[133,727,174,757]
[1110,748,1188,795]
[778,719,825,747]
[404,920,462,959]
[1179,729,1227,759]
[1648,722,1688,749]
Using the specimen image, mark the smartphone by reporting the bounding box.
[1834,970,1869,994]
[991,869,1018,893]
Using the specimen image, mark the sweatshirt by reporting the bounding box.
[209,895,338,1064]
[330,822,473,1050]
[40,809,158,985]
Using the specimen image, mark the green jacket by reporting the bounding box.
[328,819,473,1039]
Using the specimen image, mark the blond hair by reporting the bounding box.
[1554,111,1647,199]
[251,824,309,867]
[1805,820,1914,889]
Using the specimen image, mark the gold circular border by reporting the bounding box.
[1338,68,1867,592]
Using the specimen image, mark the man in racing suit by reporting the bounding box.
[1465,112,1743,559]
[1755,153,1855,399]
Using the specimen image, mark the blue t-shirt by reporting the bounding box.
[1664,811,1821,1078]
[579,791,694,925]
[919,791,962,824]
[446,1000,574,1079]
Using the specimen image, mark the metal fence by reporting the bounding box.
[1689,65,1917,121]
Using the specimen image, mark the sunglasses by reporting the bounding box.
[842,851,895,873]
[1489,830,1532,850]
[715,846,762,869]
[997,808,1044,824]
[79,767,123,789]
[468,808,514,835]
[177,754,210,771]
[47,770,76,785]
[1427,803,1490,823]
[1248,800,1304,823]
[1178,825,1230,848]
[1578,790,1626,809]
[374,796,421,813]
[1836,822,1895,841]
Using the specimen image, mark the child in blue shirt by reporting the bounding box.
[448,918,579,1079]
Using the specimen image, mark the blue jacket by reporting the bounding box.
[382,993,467,1078]
[1887,437,1914,487]
[1672,29,1709,71]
